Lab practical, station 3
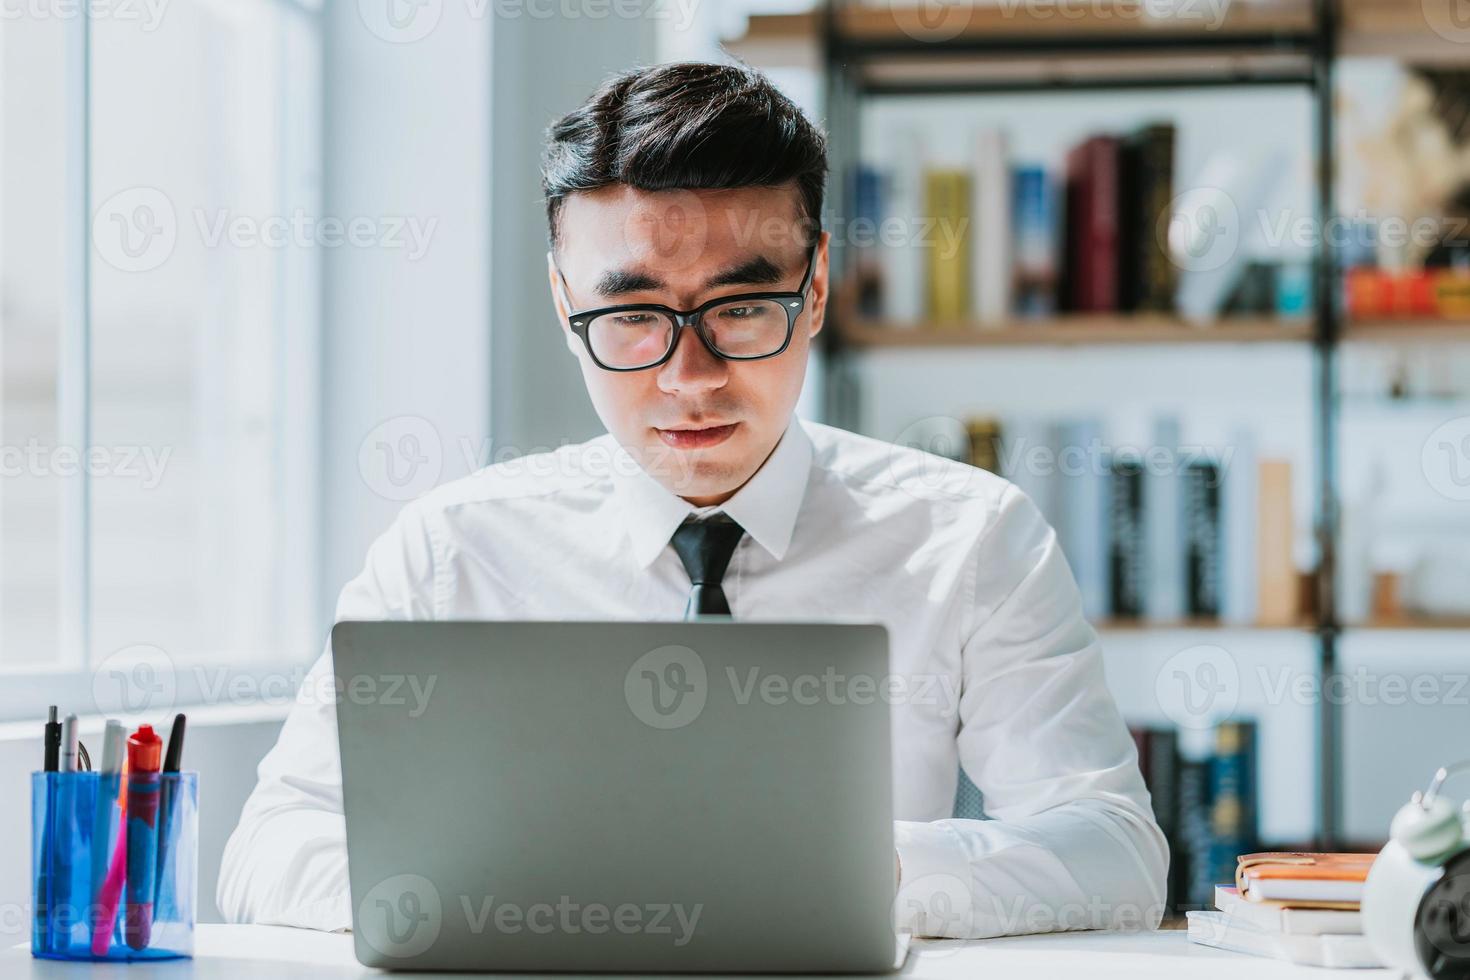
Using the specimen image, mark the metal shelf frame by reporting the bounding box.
[816,0,1344,847]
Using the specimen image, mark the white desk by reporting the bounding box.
[6,925,1393,978]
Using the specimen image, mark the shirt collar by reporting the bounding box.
[614,418,814,569]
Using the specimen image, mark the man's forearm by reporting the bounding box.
[217,804,352,931]
[892,797,1167,939]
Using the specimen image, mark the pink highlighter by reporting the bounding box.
[91,769,128,956]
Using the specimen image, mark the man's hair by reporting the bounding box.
[541,61,827,250]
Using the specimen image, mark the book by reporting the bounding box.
[1183,461,1222,618]
[1064,135,1120,312]
[1108,455,1146,619]
[1256,459,1297,626]
[1144,417,1184,622]
[1179,758,1214,910]
[878,128,926,323]
[1236,853,1375,906]
[1050,419,1110,621]
[1118,123,1177,313]
[1209,721,1258,896]
[923,169,972,322]
[1220,427,1258,626]
[1213,885,1362,935]
[972,129,1011,326]
[1012,165,1058,318]
[1186,911,1381,968]
[852,165,885,317]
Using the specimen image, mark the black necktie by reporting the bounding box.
[670,514,745,618]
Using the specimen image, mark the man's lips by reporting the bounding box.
[655,422,740,450]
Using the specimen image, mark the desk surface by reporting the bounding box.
[6,925,1391,978]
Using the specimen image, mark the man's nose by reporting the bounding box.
[657,324,728,394]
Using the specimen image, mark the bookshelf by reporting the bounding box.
[838,315,1313,348]
[723,0,1447,855]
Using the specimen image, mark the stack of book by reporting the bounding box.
[1187,853,1381,968]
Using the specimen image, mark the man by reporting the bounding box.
[219,61,1167,938]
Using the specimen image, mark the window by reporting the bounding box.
[0,0,322,718]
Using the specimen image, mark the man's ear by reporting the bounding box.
[807,229,831,339]
[546,250,583,358]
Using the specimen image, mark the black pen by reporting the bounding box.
[43,706,60,772]
[153,713,187,917]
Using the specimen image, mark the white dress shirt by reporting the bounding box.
[217,417,1168,937]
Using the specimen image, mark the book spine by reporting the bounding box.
[1012,166,1057,319]
[1184,461,1222,618]
[1145,729,1184,914]
[1221,429,1259,625]
[924,170,971,323]
[973,130,1012,326]
[880,129,926,323]
[1052,419,1110,621]
[853,165,885,317]
[1137,124,1177,312]
[1208,721,1259,899]
[1108,455,1146,619]
[1145,416,1185,622]
[1179,758,1213,910]
[1257,459,1298,626]
[1084,137,1120,312]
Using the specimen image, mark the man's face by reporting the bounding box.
[547,183,828,506]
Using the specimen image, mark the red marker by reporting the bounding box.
[124,725,163,950]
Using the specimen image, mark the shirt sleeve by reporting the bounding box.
[893,485,1169,939]
[216,502,440,930]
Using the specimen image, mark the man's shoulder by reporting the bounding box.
[407,433,624,515]
[801,419,1017,513]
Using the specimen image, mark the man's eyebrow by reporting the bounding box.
[589,254,789,300]
[704,255,785,290]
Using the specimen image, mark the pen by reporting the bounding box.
[35,707,60,952]
[91,722,125,913]
[44,706,60,772]
[124,725,162,950]
[153,713,186,915]
[52,714,80,946]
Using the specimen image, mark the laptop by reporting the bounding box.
[331,619,899,973]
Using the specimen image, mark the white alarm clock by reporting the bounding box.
[1363,762,1470,980]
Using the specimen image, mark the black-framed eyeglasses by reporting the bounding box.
[554,242,819,372]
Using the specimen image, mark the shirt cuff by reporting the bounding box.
[893,819,973,937]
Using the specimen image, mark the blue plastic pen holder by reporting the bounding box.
[31,770,198,961]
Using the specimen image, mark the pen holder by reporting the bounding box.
[31,770,198,961]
